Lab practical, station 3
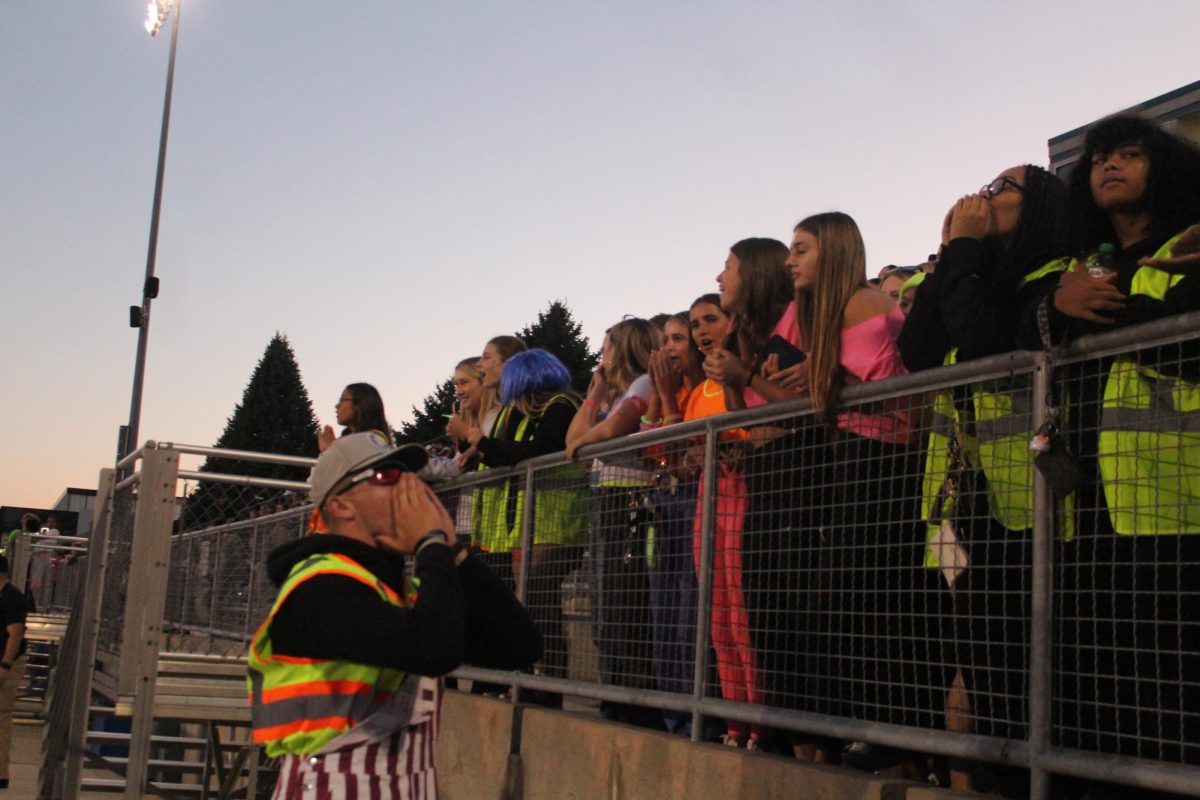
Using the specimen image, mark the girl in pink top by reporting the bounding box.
[774,212,934,751]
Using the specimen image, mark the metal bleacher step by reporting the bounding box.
[80,777,204,794]
[86,730,209,748]
[83,755,206,771]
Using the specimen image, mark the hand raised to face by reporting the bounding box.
[380,473,457,554]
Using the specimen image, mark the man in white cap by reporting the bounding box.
[248,431,540,799]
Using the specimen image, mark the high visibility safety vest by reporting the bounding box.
[921,259,1076,566]
[970,258,1076,531]
[921,353,965,568]
[1094,231,1200,535]
[474,394,588,552]
[247,553,410,757]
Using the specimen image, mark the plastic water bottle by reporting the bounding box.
[1086,243,1116,278]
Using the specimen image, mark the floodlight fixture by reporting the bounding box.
[144,0,176,37]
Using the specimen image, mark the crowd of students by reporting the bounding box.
[318,115,1200,797]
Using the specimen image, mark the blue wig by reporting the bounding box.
[501,349,572,405]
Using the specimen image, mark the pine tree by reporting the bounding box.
[519,299,599,393]
[394,300,598,445]
[181,333,320,530]
[394,376,458,446]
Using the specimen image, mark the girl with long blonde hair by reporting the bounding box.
[566,317,664,729]
[774,211,925,751]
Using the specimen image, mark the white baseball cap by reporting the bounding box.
[308,431,428,508]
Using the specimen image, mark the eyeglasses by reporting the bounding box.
[337,395,354,406]
[336,465,403,496]
[981,175,1025,198]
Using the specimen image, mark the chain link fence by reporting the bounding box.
[164,507,309,655]
[97,485,136,661]
[1048,328,1200,769]
[80,313,1200,799]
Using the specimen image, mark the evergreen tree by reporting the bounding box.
[395,300,598,445]
[181,333,320,530]
[519,299,599,393]
[394,376,457,446]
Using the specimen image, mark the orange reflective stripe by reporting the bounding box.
[252,716,354,744]
[261,679,375,704]
[271,654,324,666]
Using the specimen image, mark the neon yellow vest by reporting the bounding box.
[247,552,409,756]
[474,395,588,551]
[921,351,973,568]
[1095,231,1200,534]
[920,257,1080,567]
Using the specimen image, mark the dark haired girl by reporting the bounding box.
[701,238,793,748]
[318,382,391,452]
[899,163,1070,790]
[310,383,393,533]
[1020,115,1200,768]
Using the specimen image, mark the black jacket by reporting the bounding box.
[266,533,542,676]
[899,237,1063,372]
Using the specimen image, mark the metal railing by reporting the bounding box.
[42,312,1200,799]
[8,531,89,613]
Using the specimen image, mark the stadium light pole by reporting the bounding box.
[124,0,181,459]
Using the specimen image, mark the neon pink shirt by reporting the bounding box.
[836,306,914,444]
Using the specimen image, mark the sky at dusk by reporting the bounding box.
[3,1,1198,509]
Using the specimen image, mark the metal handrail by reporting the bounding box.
[94,312,1200,800]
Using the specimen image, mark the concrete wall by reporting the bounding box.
[437,693,983,800]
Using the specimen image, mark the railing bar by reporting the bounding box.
[156,442,316,468]
[115,472,141,492]
[175,470,307,491]
[1038,748,1200,796]
[1028,353,1053,800]
[690,422,718,742]
[448,669,1028,766]
[116,445,146,471]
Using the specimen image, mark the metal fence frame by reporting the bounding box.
[42,312,1200,799]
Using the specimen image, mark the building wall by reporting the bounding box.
[1048,80,1200,176]
[53,488,96,535]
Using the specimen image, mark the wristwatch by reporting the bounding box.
[415,530,450,555]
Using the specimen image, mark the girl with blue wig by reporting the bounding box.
[465,349,585,706]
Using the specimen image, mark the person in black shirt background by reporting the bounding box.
[0,555,28,790]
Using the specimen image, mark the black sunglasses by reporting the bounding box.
[981,175,1025,198]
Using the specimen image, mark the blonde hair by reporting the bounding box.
[479,335,527,430]
[454,357,483,428]
[793,212,868,422]
[603,318,656,403]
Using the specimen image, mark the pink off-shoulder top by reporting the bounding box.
[836,307,915,445]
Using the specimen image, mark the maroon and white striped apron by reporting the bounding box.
[271,676,442,800]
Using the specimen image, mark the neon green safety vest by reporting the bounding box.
[247,552,410,757]
[970,258,1076,531]
[921,351,974,568]
[1094,231,1200,534]
[922,258,1077,566]
[474,394,588,552]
